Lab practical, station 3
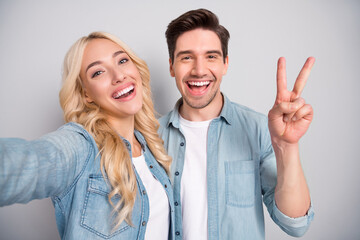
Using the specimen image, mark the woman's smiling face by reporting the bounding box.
[80,38,143,122]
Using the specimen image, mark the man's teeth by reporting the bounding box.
[113,85,134,99]
[188,81,210,86]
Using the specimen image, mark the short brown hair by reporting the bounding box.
[165,8,230,63]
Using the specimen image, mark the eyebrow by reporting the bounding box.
[85,50,126,73]
[113,50,125,58]
[175,50,223,59]
[207,50,223,56]
[175,50,192,58]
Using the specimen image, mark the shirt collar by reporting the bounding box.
[166,98,183,129]
[134,130,146,151]
[218,94,232,125]
[167,93,232,128]
[120,130,147,153]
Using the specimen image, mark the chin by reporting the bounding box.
[128,104,143,116]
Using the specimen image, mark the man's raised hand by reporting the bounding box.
[268,57,315,145]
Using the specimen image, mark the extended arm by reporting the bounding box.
[0,125,90,206]
[268,57,315,218]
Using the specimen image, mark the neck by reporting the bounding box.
[107,115,141,157]
[179,92,224,122]
[108,115,135,139]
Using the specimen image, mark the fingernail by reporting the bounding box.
[292,116,297,121]
[283,116,289,122]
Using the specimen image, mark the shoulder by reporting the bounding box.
[158,111,173,128]
[225,100,273,153]
[41,122,98,155]
[57,122,94,140]
[228,101,268,126]
[223,100,271,149]
[158,98,182,132]
[158,110,177,135]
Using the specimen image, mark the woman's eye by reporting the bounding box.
[91,71,103,78]
[119,58,128,64]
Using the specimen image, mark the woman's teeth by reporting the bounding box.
[113,85,134,99]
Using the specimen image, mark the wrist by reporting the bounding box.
[271,137,299,153]
[271,137,300,170]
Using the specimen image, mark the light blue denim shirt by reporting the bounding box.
[0,122,175,240]
[158,94,314,240]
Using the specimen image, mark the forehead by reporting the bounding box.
[82,38,124,63]
[175,28,222,53]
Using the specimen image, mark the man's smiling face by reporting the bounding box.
[170,28,228,111]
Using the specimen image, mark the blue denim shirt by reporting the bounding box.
[158,95,314,240]
[0,122,175,240]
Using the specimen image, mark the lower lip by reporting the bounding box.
[186,82,211,96]
[114,87,136,102]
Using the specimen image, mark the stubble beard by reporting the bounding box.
[182,86,219,110]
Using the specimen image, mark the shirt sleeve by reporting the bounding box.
[271,200,314,237]
[0,125,92,206]
[259,118,314,237]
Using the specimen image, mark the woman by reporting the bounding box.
[0,32,174,239]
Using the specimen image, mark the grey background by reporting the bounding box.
[0,0,359,239]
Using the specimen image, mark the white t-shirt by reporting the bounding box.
[132,154,170,240]
[179,115,211,240]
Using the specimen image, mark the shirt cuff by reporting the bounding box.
[272,200,314,237]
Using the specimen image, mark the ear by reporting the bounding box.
[169,58,175,77]
[223,56,229,75]
[84,90,93,103]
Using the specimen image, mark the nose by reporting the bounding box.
[191,58,207,77]
[112,68,126,85]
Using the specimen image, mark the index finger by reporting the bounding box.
[276,57,287,100]
[292,57,315,98]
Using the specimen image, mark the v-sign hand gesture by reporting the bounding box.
[268,57,315,145]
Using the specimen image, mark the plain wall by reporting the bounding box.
[0,0,359,239]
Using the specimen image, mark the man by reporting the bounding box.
[159,8,314,240]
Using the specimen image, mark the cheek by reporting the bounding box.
[86,81,108,99]
[173,64,189,77]
[129,64,142,78]
[136,84,144,101]
[175,78,185,90]
[210,66,225,78]
[139,93,144,106]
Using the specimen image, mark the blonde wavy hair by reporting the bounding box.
[59,32,171,229]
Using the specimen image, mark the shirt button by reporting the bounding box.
[142,221,146,226]
[180,142,184,146]
[176,231,180,235]
[175,171,179,176]
[175,201,178,206]
[164,184,167,188]
[149,165,153,169]
[142,190,146,195]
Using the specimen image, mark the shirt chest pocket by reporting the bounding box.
[80,174,131,239]
[225,160,256,208]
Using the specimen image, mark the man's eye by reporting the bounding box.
[208,55,216,59]
[182,56,191,60]
[119,58,128,64]
[92,71,103,78]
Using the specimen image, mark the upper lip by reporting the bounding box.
[112,83,135,99]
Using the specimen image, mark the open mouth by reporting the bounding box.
[112,84,135,99]
[186,80,210,94]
